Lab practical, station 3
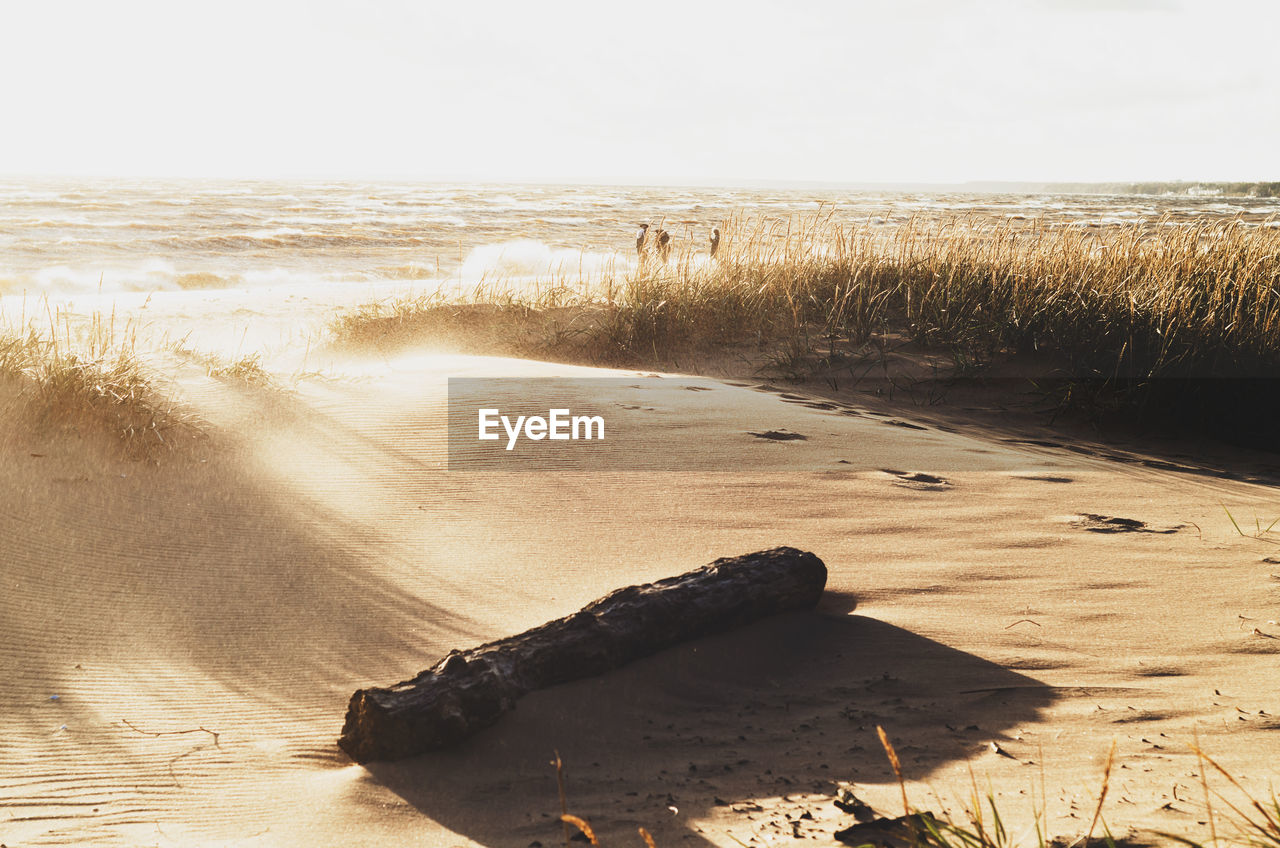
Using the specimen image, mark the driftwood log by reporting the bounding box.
[338,546,827,763]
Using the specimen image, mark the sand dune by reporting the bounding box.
[4,343,1280,847]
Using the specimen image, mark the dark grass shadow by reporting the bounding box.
[365,611,1056,847]
[757,376,1280,489]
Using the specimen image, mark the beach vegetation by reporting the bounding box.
[167,340,273,386]
[0,304,199,452]
[330,211,1280,438]
[1221,504,1280,545]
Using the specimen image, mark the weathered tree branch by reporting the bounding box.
[338,546,827,763]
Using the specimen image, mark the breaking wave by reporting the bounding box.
[458,239,626,284]
[0,264,361,296]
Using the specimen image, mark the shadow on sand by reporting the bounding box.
[365,606,1056,846]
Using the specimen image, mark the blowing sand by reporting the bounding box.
[3,295,1280,848]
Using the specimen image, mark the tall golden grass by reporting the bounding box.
[0,303,197,450]
[597,213,1280,380]
[332,212,1280,429]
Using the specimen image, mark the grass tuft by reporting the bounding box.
[0,304,198,452]
[167,341,273,386]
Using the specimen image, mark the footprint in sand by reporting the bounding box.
[748,429,807,441]
[1071,514,1183,534]
[882,469,951,490]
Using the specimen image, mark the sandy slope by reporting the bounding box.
[3,340,1280,848]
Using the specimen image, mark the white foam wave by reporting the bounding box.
[25,215,94,227]
[459,239,624,284]
[245,227,313,239]
[21,260,187,294]
[0,261,366,297]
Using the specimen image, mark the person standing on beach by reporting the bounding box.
[635,223,650,256]
[657,229,671,262]
[709,226,720,258]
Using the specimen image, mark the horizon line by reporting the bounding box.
[1,173,1275,193]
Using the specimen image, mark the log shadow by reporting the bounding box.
[365,611,1056,846]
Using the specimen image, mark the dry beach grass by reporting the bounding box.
[328,212,1280,438]
[9,211,1276,445]
[0,304,198,452]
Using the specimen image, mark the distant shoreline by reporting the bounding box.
[2,173,1277,198]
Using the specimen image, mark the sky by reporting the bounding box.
[0,0,1275,185]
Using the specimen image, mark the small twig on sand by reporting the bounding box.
[121,720,222,788]
[121,719,221,747]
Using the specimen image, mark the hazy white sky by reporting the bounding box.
[1,0,1274,184]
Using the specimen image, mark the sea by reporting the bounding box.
[3,179,1278,298]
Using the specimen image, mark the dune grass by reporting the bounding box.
[166,339,273,386]
[0,304,198,451]
[330,212,1280,434]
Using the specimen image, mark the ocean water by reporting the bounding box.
[2,179,1278,298]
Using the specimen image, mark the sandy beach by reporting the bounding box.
[4,285,1280,848]
[6,0,1280,841]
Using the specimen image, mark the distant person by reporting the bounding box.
[635,223,650,256]
[709,227,720,258]
[657,229,671,262]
